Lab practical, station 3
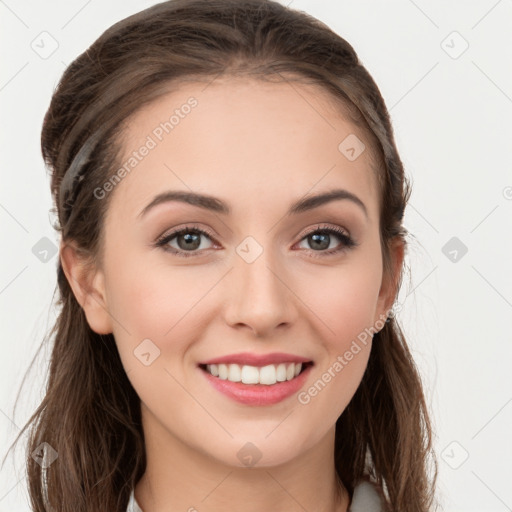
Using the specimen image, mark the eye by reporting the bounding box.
[154,223,357,258]
[154,225,217,258]
[295,225,357,257]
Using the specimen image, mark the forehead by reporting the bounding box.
[109,77,379,221]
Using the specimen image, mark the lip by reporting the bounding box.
[199,351,312,366]
[199,363,313,406]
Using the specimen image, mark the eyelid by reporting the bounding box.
[298,223,350,239]
[155,224,217,243]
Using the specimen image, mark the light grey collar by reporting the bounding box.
[127,479,384,512]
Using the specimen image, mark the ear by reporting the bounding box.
[59,240,113,335]
[374,237,405,324]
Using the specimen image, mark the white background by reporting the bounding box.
[1,1,511,510]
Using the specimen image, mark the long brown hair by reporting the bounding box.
[6,1,437,510]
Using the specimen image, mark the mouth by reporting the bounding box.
[198,361,314,386]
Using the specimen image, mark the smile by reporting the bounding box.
[197,354,314,406]
[203,362,306,385]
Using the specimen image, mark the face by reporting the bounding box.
[65,76,400,468]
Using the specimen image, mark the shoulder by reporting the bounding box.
[349,479,387,512]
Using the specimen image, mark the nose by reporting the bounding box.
[223,244,297,337]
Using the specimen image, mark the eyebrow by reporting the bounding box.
[137,188,368,219]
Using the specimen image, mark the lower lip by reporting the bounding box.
[200,364,313,405]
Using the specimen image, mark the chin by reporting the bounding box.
[201,431,316,470]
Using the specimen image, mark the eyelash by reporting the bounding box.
[154,224,357,259]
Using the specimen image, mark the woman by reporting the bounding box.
[12,0,437,510]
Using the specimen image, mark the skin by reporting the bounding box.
[61,76,403,512]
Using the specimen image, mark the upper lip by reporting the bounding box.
[199,352,312,366]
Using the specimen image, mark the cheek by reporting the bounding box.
[104,259,216,408]
[297,342,371,435]
[293,251,382,412]
[295,279,377,430]
[300,253,383,346]
[104,251,222,355]
[107,265,168,336]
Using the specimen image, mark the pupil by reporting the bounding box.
[179,232,200,250]
[310,233,329,250]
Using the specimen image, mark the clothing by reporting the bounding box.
[126,479,385,511]
[349,480,386,512]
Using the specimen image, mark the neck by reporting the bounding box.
[135,407,349,512]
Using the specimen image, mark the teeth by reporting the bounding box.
[276,363,287,382]
[205,362,303,385]
[228,363,242,382]
[218,364,228,380]
[259,364,276,385]
[241,365,259,384]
